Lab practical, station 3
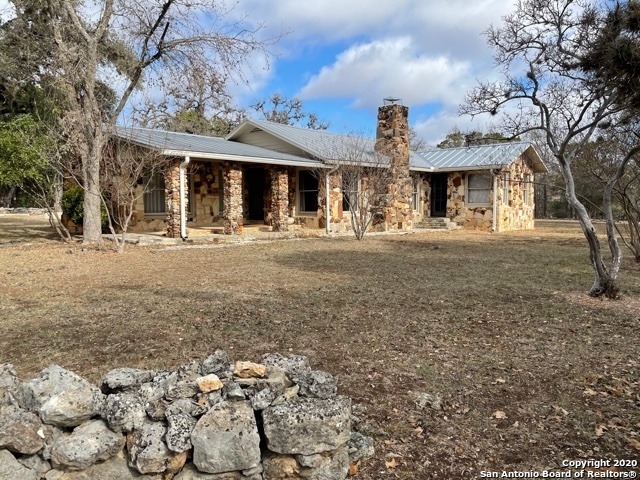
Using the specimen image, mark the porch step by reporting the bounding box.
[415,217,459,230]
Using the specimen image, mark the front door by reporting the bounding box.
[245,168,266,222]
[430,173,448,217]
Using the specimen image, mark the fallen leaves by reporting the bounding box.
[492,410,508,419]
[628,438,640,451]
[385,458,397,469]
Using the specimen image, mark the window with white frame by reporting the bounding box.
[411,176,420,211]
[143,171,166,215]
[502,172,510,204]
[298,170,319,213]
[467,173,492,205]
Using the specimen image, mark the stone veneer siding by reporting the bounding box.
[495,156,536,232]
[270,166,289,232]
[374,104,413,231]
[164,161,183,238]
[442,155,536,231]
[223,162,243,235]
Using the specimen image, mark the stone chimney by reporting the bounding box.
[374,100,413,230]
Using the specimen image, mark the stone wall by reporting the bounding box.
[0,353,373,480]
[374,104,413,231]
[223,163,243,235]
[269,166,289,232]
[191,162,222,227]
[165,162,183,238]
[495,156,536,232]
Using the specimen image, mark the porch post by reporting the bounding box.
[164,160,181,238]
[223,162,243,234]
[270,166,289,232]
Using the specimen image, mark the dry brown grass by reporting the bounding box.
[0,216,639,479]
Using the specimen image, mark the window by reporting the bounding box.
[467,173,492,205]
[502,172,510,204]
[298,170,319,213]
[523,174,531,206]
[411,177,420,211]
[341,173,360,213]
[144,171,165,215]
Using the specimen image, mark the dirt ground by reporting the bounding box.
[1,215,639,479]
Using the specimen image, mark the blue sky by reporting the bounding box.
[232,0,517,145]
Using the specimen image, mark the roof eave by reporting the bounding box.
[161,149,327,168]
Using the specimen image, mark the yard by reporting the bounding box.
[0,216,639,478]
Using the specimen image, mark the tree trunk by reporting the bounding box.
[81,128,105,246]
[2,184,18,207]
[561,163,619,297]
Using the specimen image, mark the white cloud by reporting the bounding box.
[298,37,470,109]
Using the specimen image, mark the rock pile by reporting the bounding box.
[0,353,374,479]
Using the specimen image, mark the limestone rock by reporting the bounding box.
[19,365,99,412]
[50,419,125,471]
[200,351,231,376]
[262,397,351,455]
[103,392,146,433]
[101,368,156,392]
[347,432,375,462]
[262,454,300,479]
[196,374,224,393]
[40,386,104,427]
[303,444,349,480]
[128,419,177,474]
[165,381,199,401]
[54,451,143,479]
[0,363,20,405]
[139,371,179,404]
[0,449,38,480]
[414,392,442,411]
[233,361,266,379]
[177,360,202,382]
[249,387,276,411]
[41,424,65,460]
[0,406,45,454]
[261,354,311,378]
[191,400,261,474]
[222,381,246,401]
[17,453,51,477]
[295,371,337,400]
[174,463,246,479]
[165,408,197,453]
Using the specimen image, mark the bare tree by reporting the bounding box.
[100,135,166,253]
[317,135,393,240]
[250,93,330,130]
[7,0,279,247]
[461,0,640,298]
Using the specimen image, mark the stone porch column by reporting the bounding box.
[223,162,243,235]
[374,103,413,230]
[164,161,181,238]
[270,166,289,232]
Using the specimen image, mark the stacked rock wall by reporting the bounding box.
[374,104,413,231]
[0,353,373,480]
[223,163,243,235]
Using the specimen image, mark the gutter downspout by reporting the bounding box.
[180,156,190,240]
[325,166,340,234]
[492,171,498,232]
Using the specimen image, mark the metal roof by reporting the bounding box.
[227,119,377,161]
[412,142,547,173]
[112,126,323,168]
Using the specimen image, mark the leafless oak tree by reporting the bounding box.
[461,0,640,297]
[13,0,279,246]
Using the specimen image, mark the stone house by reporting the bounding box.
[113,103,547,238]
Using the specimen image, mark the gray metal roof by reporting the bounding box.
[412,142,547,173]
[227,119,377,161]
[112,126,323,168]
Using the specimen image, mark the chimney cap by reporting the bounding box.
[383,97,402,105]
